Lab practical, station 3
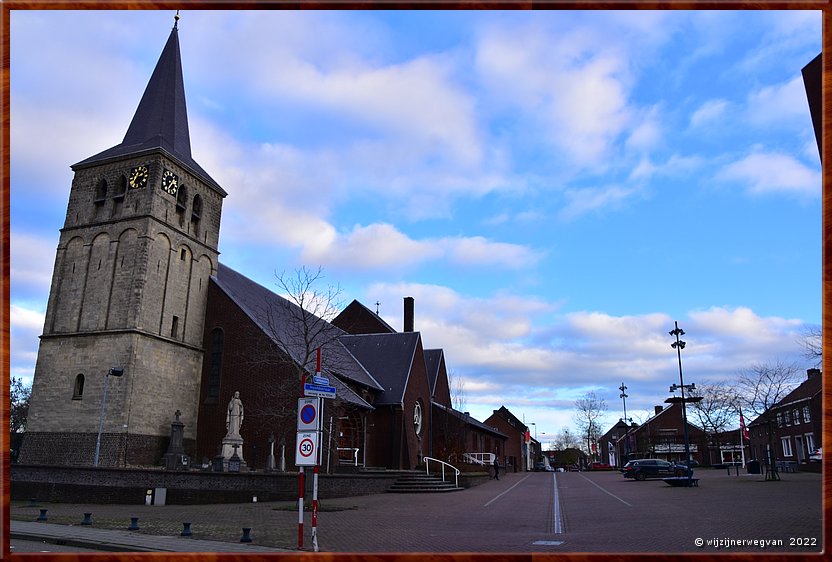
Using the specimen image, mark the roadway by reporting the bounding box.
[9,468,823,553]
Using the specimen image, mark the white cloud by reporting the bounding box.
[715,152,820,198]
[475,24,635,170]
[10,231,56,299]
[690,99,729,128]
[746,75,815,130]
[558,185,641,222]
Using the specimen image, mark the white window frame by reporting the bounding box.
[803,405,811,424]
[792,408,800,426]
[805,433,815,453]
[781,437,793,457]
[784,410,792,426]
[776,413,783,428]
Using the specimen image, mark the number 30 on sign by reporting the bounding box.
[295,431,319,466]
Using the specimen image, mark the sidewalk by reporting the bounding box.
[10,520,292,553]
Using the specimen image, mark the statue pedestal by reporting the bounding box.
[221,435,247,471]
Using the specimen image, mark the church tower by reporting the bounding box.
[19,18,226,466]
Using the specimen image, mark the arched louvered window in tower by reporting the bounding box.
[176,184,188,213]
[191,194,202,223]
[94,179,108,205]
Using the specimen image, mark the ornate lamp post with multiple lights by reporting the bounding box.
[619,382,632,467]
[669,322,695,485]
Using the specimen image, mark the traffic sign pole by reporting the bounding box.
[297,466,304,549]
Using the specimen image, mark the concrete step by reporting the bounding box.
[386,472,462,493]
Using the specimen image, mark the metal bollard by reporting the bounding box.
[81,513,93,526]
[128,517,140,530]
[36,509,48,522]
[181,522,192,537]
[240,527,253,543]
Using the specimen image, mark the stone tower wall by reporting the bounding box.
[20,153,223,467]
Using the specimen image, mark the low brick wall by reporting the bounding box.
[11,465,490,505]
[11,465,402,505]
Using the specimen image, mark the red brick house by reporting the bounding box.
[485,406,533,472]
[621,402,709,465]
[747,368,821,468]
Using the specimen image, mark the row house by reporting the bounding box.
[747,369,821,469]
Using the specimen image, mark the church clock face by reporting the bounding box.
[129,165,149,189]
[161,168,179,195]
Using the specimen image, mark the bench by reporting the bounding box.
[662,477,699,487]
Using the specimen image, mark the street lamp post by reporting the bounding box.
[94,367,124,467]
[669,322,693,485]
[619,382,631,466]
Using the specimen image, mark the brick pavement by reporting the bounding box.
[9,468,825,553]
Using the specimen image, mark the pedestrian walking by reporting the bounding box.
[493,456,500,480]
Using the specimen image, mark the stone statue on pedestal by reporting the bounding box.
[220,391,247,471]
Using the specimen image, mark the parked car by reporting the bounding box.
[590,462,612,470]
[809,448,822,462]
[621,459,677,481]
[534,462,546,472]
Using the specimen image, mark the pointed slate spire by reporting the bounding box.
[74,20,224,195]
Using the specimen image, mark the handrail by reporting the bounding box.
[463,452,495,465]
[337,447,360,466]
[424,457,460,488]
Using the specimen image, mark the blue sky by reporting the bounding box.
[9,10,821,440]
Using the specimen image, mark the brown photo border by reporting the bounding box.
[0,2,828,561]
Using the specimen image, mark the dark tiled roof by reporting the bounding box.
[73,26,224,195]
[213,264,383,399]
[432,402,507,438]
[339,332,421,406]
[424,349,443,395]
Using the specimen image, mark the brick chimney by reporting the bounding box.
[403,297,414,332]
[807,368,820,379]
[654,405,663,415]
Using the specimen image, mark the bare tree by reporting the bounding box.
[550,427,581,451]
[799,326,821,368]
[736,360,802,481]
[689,381,740,463]
[574,391,608,462]
[240,266,348,470]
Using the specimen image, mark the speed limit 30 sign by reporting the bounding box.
[295,431,319,466]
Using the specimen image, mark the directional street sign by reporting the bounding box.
[304,382,336,399]
[295,431,319,466]
[297,397,322,431]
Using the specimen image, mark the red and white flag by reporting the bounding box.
[739,406,750,441]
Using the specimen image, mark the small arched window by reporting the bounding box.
[73,373,85,399]
[191,194,202,222]
[94,180,108,205]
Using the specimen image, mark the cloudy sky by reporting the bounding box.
[9,10,821,442]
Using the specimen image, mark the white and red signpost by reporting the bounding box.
[295,348,332,551]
